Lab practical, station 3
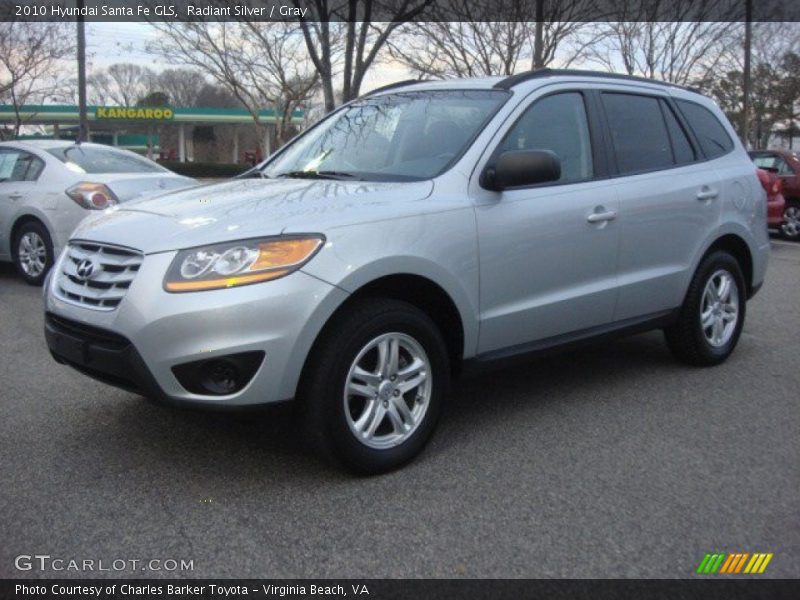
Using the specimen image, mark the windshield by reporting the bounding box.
[47,145,167,174]
[264,90,508,181]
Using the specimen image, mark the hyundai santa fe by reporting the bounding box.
[43,69,770,474]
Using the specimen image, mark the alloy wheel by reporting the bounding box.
[700,269,739,348]
[18,232,47,277]
[782,205,800,239]
[343,332,432,450]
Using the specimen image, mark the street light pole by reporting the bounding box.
[742,0,752,149]
[533,0,544,69]
[77,0,88,143]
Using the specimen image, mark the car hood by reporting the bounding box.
[71,177,435,253]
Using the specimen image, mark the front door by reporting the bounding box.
[473,90,621,354]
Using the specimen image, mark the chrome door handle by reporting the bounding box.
[9,193,23,200]
[696,188,719,201]
[587,210,617,223]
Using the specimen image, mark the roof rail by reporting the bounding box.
[493,68,700,94]
[360,79,425,98]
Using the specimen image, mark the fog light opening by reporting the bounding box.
[171,351,264,397]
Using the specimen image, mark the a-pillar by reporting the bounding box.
[232,126,239,163]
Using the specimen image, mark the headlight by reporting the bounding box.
[163,235,324,292]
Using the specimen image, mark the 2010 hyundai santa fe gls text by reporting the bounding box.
[43,70,770,474]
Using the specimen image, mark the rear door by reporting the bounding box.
[599,89,722,321]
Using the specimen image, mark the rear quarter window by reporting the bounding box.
[675,99,734,159]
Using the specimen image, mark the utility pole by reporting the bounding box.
[533,0,544,69]
[77,0,88,143]
[742,0,752,149]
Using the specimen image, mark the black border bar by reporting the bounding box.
[3,579,800,600]
[2,0,800,23]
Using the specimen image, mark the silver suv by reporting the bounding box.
[44,70,770,473]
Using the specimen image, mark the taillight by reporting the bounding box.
[756,168,769,191]
[755,168,781,197]
[66,182,119,210]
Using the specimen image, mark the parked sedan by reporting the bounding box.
[749,149,800,240]
[0,141,196,284]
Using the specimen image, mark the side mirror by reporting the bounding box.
[483,150,561,191]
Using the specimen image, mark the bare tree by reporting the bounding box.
[295,0,433,112]
[388,0,597,79]
[706,22,800,148]
[0,21,75,137]
[88,63,156,106]
[584,1,740,86]
[388,0,532,79]
[749,22,800,69]
[156,69,208,107]
[148,21,318,148]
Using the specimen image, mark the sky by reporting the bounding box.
[85,22,412,96]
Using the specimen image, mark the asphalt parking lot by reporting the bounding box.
[1,241,798,579]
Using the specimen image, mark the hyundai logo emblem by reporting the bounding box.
[75,259,96,281]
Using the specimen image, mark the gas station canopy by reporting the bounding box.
[0,104,304,161]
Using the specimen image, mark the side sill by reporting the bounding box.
[461,309,679,377]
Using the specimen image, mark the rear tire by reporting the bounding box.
[664,251,746,366]
[299,298,450,475]
[780,201,800,241]
[12,220,54,286]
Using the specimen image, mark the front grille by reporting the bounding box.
[55,241,143,310]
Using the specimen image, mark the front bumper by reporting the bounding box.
[44,249,348,406]
[45,312,168,401]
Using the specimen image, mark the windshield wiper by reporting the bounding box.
[276,170,362,181]
[236,167,269,179]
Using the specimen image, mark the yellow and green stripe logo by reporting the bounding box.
[696,552,773,574]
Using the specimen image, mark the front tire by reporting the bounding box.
[299,298,450,475]
[13,220,54,286]
[664,251,746,366]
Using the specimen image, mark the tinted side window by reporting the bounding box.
[0,149,45,182]
[660,100,696,164]
[498,92,593,183]
[676,99,734,159]
[602,93,673,174]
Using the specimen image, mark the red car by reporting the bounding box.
[750,150,800,240]
[756,167,786,229]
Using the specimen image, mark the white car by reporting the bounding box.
[0,140,196,284]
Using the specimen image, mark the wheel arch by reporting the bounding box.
[301,273,467,385]
[700,233,754,296]
[10,213,52,257]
